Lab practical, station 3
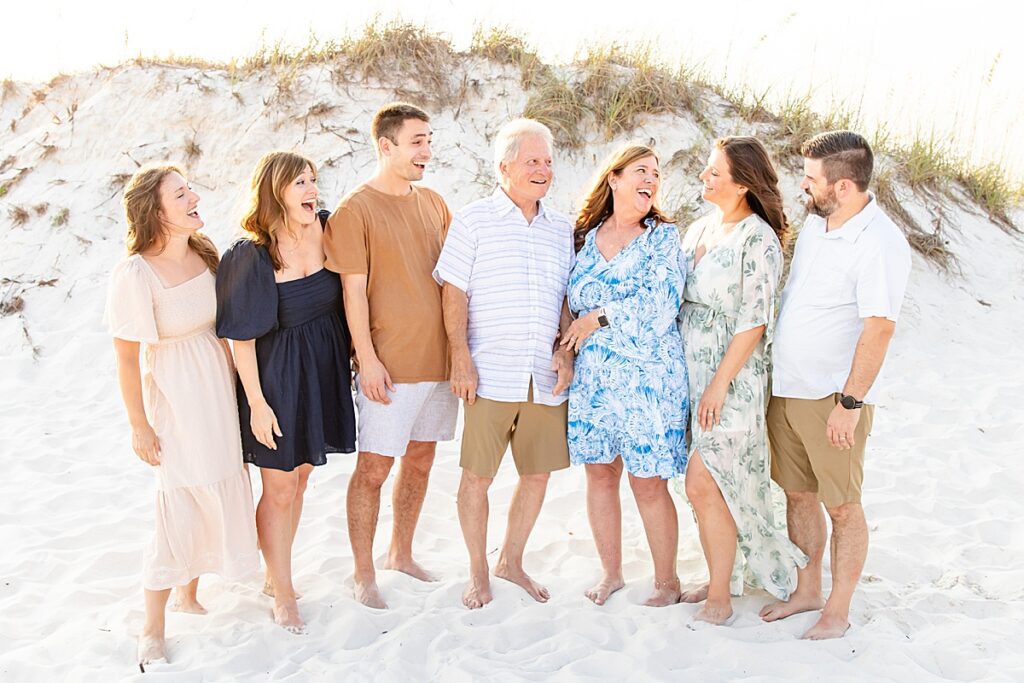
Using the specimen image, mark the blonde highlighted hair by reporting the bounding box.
[122,164,219,273]
[574,144,672,251]
[240,151,316,271]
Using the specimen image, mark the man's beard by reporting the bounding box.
[804,186,838,217]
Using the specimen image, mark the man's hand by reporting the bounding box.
[450,347,479,405]
[359,355,395,405]
[551,348,575,395]
[826,401,861,450]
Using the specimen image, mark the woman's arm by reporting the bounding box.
[696,326,764,430]
[113,338,161,465]
[232,339,282,450]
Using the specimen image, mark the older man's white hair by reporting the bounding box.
[493,118,554,181]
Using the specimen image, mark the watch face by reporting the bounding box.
[841,395,857,409]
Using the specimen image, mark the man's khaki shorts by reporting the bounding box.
[460,381,570,479]
[767,394,875,508]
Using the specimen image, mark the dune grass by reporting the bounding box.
[5,19,1018,261]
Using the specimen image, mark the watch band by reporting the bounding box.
[840,393,864,410]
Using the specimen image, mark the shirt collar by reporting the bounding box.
[491,187,549,222]
[820,192,880,242]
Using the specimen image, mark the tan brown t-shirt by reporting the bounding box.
[324,183,451,383]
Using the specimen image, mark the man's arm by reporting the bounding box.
[827,316,896,449]
[442,282,478,404]
[342,273,394,405]
[551,298,575,395]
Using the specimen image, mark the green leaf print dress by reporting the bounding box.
[677,212,807,600]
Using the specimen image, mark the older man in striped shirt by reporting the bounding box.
[434,119,575,610]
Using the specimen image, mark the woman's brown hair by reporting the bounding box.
[716,136,790,246]
[240,151,317,271]
[122,164,219,272]
[574,144,673,251]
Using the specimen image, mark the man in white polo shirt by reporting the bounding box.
[434,118,575,609]
[760,131,912,639]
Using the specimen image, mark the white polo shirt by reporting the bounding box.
[772,194,911,404]
[433,188,574,406]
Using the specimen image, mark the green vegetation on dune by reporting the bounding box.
[9,19,1022,266]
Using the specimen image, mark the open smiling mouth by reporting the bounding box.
[301,201,315,212]
[637,188,652,198]
[187,208,200,218]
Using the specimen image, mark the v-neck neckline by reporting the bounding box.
[594,220,646,265]
[690,214,752,270]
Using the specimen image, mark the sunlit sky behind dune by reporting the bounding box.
[2,0,1023,179]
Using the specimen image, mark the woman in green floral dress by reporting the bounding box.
[677,137,807,625]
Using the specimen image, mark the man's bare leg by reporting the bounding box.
[629,474,682,607]
[457,468,493,609]
[385,441,438,581]
[348,451,395,609]
[583,461,625,605]
[760,491,827,621]
[802,502,866,639]
[494,472,551,602]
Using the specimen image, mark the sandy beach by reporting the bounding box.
[1,60,1022,681]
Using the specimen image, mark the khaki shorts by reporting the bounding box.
[461,381,570,479]
[767,394,875,508]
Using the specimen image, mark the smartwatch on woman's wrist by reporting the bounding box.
[597,308,609,327]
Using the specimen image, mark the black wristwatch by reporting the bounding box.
[839,394,863,410]
[597,308,609,327]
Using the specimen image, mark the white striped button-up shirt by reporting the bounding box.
[433,188,574,406]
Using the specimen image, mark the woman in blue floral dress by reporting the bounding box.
[561,144,689,607]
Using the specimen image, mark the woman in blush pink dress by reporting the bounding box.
[107,164,259,666]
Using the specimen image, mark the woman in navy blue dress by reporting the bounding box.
[216,151,355,634]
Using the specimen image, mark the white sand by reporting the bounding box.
[1,62,1022,681]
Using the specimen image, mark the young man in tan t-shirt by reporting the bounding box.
[324,102,456,610]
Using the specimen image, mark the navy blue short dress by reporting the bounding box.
[216,240,356,471]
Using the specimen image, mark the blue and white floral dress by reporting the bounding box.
[567,219,689,479]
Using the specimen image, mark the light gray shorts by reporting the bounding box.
[354,378,458,457]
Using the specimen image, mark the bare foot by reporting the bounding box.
[494,563,550,603]
[353,580,388,610]
[170,597,207,615]
[383,557,438,582]
[680,583,709,604]
[462,573,493,610]
[694,597,733,625]
[261,580,301,601]
[272,600,306,635]
[644,577,682,607]
[584,574,625,606]
[759,592,826,622]
[137,634,166,666]
[802,613,850,640]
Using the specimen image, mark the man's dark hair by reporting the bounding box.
[371,102,430,147]
[800,130,873,192]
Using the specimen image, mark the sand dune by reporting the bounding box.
[1,61,1022,681]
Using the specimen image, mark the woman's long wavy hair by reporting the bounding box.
[716,136,790,246]
[574,144,673,251]
[122,164,219,273]
[240,151,316,271]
